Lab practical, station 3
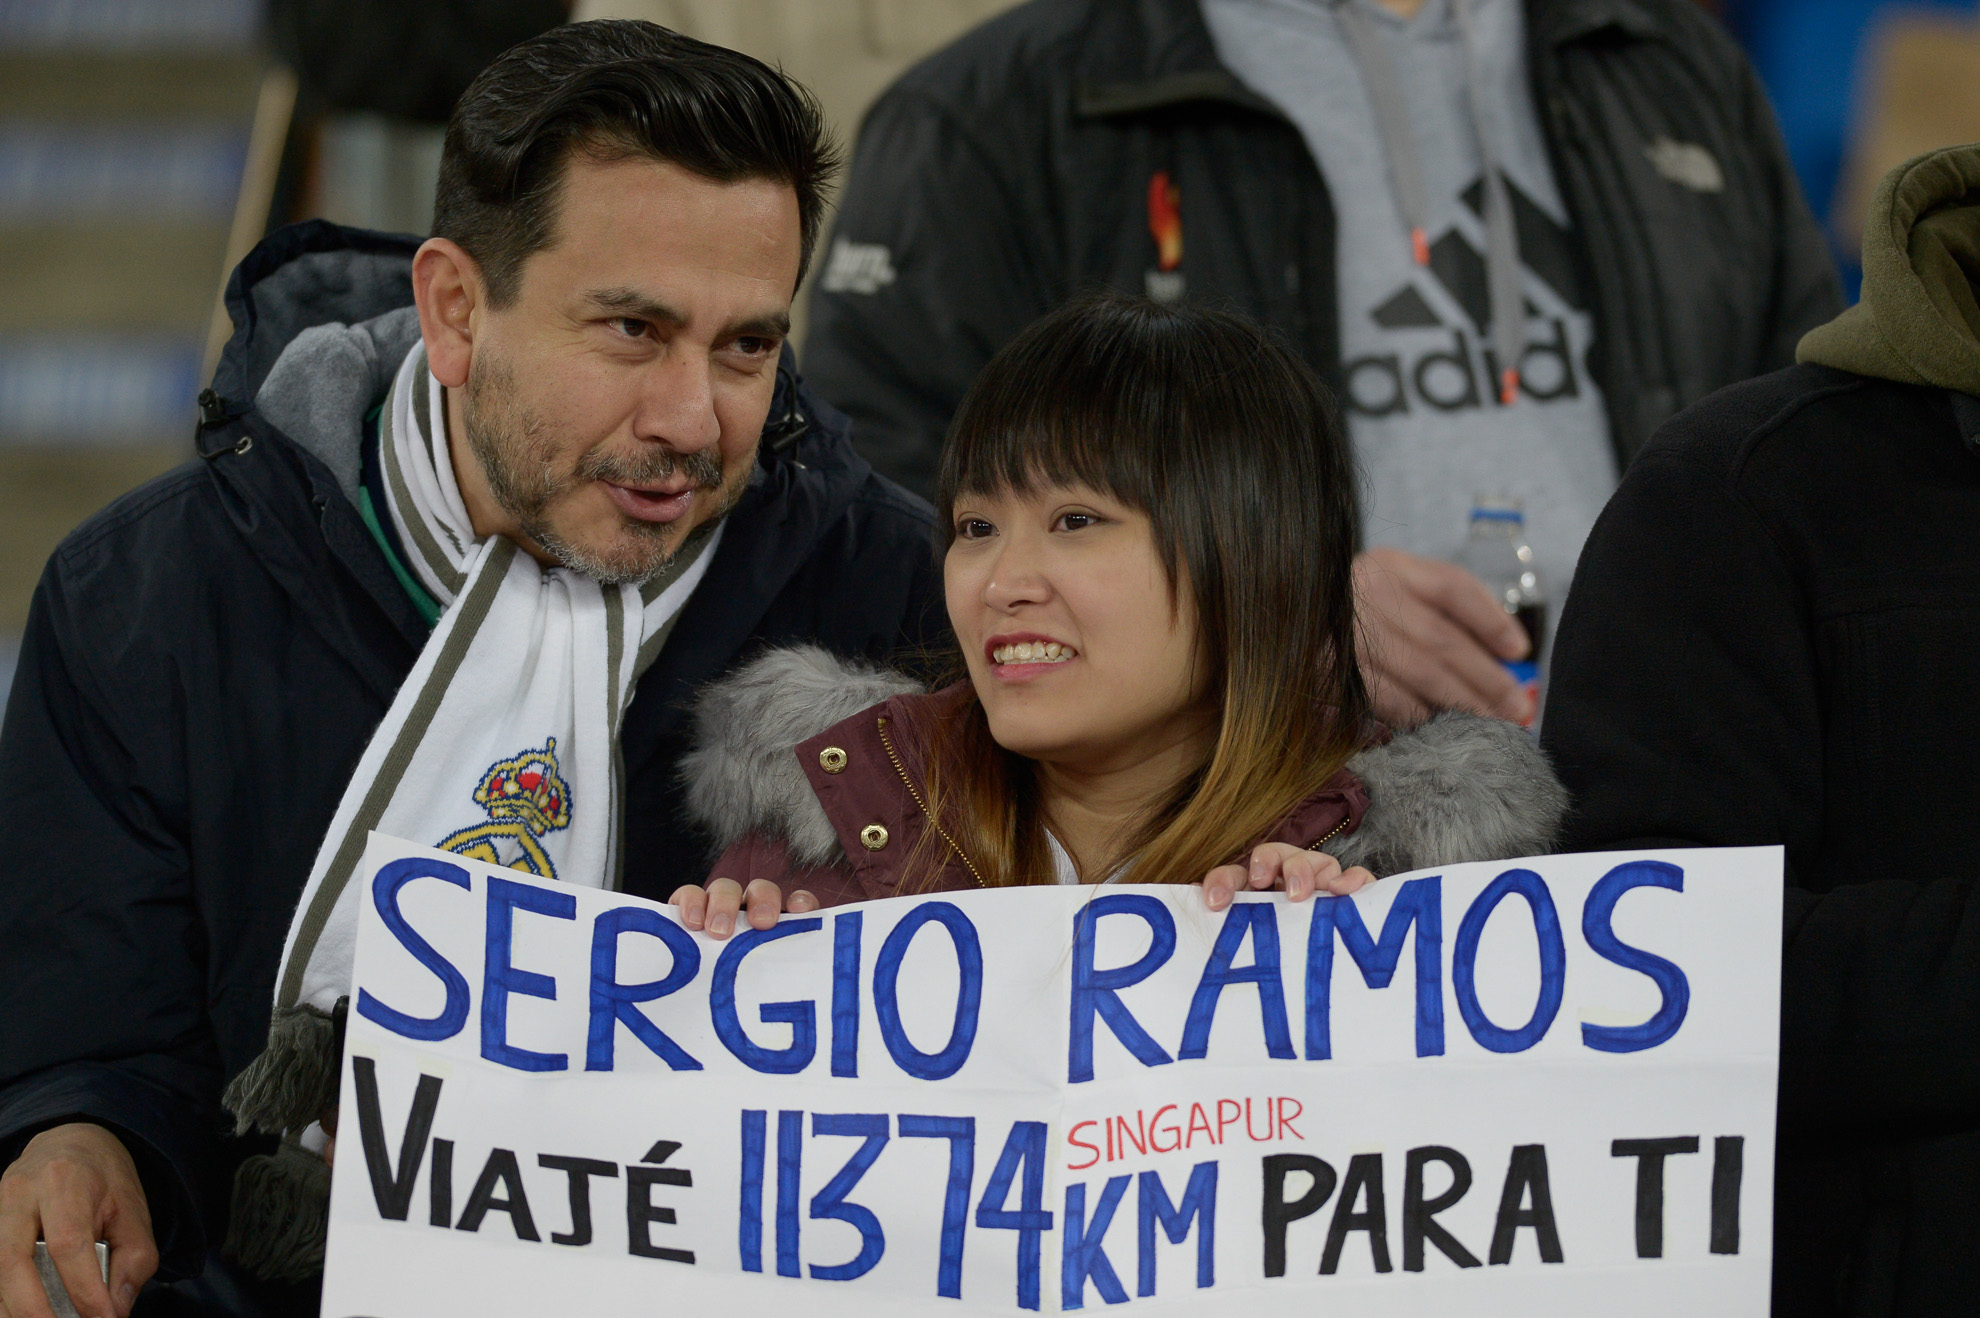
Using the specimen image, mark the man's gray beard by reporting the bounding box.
[463,351,746,585]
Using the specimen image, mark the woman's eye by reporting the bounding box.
[1055,511,1100,531]
[956,517,995,540]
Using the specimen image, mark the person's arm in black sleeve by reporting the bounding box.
[267,0,567,123]
[1735,57,1844,367]
[0,554,222,1285]
[803,87,1060,500]
[1542,441,1980,1128]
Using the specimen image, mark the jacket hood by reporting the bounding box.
[201,221,422,440]
[1798,143,1980,393]
[254,305,421,509]
[682,646,1567,880]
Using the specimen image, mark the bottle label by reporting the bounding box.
[1503,660,1540,729]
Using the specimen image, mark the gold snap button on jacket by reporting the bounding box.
[859,824,889,851]
[818,746,848,773]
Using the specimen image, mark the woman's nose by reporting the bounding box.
[981,545,1052,612]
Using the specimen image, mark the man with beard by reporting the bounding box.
[0,21,940,1318]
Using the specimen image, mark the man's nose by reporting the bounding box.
[633,346,721,451]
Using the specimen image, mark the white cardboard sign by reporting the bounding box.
[321,835,1782,1316]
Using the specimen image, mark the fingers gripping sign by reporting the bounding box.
[670,879,820,941]
[0,1123,156,1318]
[1200,844,1375,910]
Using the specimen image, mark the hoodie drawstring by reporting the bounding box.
[1336,0,1524,403]
[1335,0,1433,266]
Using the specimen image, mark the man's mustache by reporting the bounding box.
[578,446,726,489]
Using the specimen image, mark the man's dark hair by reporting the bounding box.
[433,19,839,306]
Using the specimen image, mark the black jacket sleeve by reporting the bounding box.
[0,555,218,1277]
[1733,56,1845,369]
[802,88,1061,500]
[267,0,565,122]
[1543,444,1980,1129]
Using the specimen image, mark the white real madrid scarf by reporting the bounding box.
[225,342,721,1158]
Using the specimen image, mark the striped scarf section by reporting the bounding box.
[224,341,722,1221]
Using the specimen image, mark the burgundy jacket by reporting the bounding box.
[680,647,1568,904]
[705,682,1373,905]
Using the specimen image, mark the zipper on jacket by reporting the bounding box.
[875,715,988,888]
[1308,816,1351,851]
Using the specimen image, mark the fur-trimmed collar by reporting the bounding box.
[682,646,1567,877]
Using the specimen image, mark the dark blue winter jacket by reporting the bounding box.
[0,221,944,1310]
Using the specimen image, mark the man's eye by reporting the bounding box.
[956,518,994,539]
[613,318,649,339]
[727,336,781,363]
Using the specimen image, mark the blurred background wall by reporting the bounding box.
[1715,0,1980,298]
[0,0,264,708]
[3,0,1979,716]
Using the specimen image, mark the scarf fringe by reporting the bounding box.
[223,1141,331,1283]
[223,1003,341,1136]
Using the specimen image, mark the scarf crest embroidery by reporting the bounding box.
[437,736,574,879]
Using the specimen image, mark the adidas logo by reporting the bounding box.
[1344,175,1590,417]
[1347,319,1581,415]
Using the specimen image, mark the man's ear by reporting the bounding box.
[411,237,484,389]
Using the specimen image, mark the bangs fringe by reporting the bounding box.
[936,295,1205,536]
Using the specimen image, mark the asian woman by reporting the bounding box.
[671,292,1563,936]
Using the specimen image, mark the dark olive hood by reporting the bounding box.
[1798,142,1980,393]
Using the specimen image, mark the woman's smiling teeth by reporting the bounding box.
[993,641,1076,665]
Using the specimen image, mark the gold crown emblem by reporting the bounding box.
[438,737,574,879]
[471,736,573,836]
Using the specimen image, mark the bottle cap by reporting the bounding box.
[1468,493,1524,525]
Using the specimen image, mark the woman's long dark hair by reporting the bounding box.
[913,291,1369,887]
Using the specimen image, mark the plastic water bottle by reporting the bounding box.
[1453,495,1545,725]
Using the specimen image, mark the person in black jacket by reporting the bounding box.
[268,0,568,126]
[0,23,941,1318]
[1542,142,1980,1317]
[804,0,1840,730]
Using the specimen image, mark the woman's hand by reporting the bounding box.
[670,878,819,940]
[1201,843,1375,911]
